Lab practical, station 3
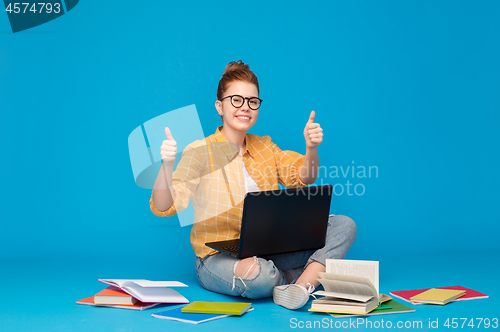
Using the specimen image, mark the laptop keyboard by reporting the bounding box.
[222,245,239,254]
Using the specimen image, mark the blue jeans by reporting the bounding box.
[194,214,357,299]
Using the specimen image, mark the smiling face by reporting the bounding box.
[215,80,259,135]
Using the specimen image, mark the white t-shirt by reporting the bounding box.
[243,160,260,193]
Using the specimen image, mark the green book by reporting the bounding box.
[373,303,392,311]
[329,300,415,318]
[181,301,252,316]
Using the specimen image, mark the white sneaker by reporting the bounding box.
[273,283,315,310]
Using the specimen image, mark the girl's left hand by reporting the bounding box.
[303,110,323,148]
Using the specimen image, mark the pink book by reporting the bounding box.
[390,286,488,305]
[76,296,159,310]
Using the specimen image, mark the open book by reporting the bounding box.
[98,279,189,304]
[309,259,391,315]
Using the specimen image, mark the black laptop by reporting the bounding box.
[205,184,333,259]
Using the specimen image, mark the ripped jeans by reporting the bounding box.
[194,214,357,299]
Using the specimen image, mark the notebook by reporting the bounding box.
[329,300,415,318]
[152,306,229,324]
[181,301,252,315]
[205,185,332,258]
[152,305,255,324]
[410,288,465,305]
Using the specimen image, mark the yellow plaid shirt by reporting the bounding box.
[150,126,306,258]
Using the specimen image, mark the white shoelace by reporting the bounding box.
[305,283,317,300]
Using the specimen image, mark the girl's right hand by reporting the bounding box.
[161,127,177,166]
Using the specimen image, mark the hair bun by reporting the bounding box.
[222,60,250,76]
[217,60,259,100]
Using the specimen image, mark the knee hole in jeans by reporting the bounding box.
[234,256,260,280]
[231,256,261,292]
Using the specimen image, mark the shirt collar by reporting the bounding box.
[214,126,254,158]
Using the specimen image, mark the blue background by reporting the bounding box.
[1,1,499,331]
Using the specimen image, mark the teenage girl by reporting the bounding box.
[150,60,356,309]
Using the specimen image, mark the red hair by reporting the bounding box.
[217,60,259,99]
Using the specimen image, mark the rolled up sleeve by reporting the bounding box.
[149,140,205,217]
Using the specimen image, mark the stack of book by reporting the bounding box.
[76,279,189,310]
[308,271,393,315]
[152,301,253,324]
[308,259,392,315]
[329,300,415,318]
[309,259,415,317]
[390,286,488,305]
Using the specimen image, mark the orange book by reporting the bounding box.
[76,296,159,310]
[94,286,137,305]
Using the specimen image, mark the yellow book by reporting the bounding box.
[181,301,252,316]
[410,288,465,305]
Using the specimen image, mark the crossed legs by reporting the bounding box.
[194,215,357,300]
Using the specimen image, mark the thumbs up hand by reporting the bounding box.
[303,111,323,148]
[161,127,177,166]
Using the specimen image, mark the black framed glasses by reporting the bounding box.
[219,95,263,110]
